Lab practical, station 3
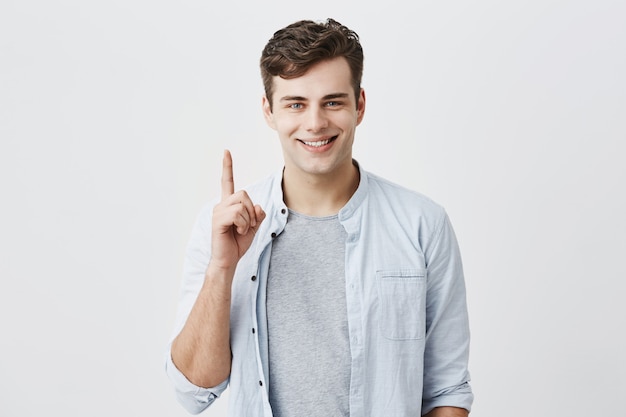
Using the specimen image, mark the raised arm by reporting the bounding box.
[170,150,266,388]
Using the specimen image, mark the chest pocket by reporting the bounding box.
[377,269,427,340]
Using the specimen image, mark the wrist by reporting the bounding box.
[205,261,237,283]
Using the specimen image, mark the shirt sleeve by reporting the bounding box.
[422,211,474,414]
[165,201,230,414]
[164,348,229,414]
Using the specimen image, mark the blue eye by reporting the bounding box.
[289,103,303,109]
[326,101,341,107]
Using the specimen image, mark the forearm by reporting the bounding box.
[171,263,235,388]
[423,406,469,417]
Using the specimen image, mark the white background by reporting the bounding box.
[1,0,625,416]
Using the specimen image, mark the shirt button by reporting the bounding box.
[252,328,256,334]
[259,381,263,386]
[271,232,277,238]
[281,208,286,214]
[251,275,257,281]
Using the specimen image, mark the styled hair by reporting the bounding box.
[260,18,364,109]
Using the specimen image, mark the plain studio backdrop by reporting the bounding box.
[1,1,624,416]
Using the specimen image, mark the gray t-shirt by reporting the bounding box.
[266,210,350,417]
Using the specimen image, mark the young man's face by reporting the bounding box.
[262,57,365,180]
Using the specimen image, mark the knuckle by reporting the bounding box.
[235,190,250,201]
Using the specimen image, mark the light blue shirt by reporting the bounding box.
[166,162,473,416]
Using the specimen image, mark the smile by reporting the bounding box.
[299,136,338,147]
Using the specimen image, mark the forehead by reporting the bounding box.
[272,57,354,101]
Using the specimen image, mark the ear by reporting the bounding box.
[356,88,366,126]
[262,95,277,130]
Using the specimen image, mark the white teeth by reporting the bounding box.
[303,139,331,147]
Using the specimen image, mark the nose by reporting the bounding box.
[304,106,328,132]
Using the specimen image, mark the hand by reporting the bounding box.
[209,150,266,273]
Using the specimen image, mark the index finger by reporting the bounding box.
[221,149,235,200]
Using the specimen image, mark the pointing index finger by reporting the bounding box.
[221,149,235,200]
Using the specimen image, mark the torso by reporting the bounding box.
[266,209,350,417]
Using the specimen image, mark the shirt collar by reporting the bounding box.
[267,159,368,221]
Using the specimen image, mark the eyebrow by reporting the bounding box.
[279,93,350,102]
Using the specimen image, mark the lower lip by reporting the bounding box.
[300,138,336,153]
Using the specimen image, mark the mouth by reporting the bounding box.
[298,135,338,148]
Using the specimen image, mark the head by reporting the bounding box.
[260,18,364,111]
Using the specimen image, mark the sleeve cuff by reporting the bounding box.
[422,382,474,415]
[164,350,229,414]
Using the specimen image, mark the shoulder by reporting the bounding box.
[364,171,445,219]
[243,171,280,200]
[240,170,285,214]
[359,170,453,258]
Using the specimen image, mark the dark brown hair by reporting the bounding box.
[260,18,364,109]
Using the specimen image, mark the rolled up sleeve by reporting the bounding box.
[164,348,229,414]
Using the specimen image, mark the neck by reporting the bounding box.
[282,162,360,217]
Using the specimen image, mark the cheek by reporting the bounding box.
[336,113,358,131]
[275,118,300,135]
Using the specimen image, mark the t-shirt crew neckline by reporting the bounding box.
[286,208,339,221]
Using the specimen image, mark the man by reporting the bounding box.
[166,18,473,416]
